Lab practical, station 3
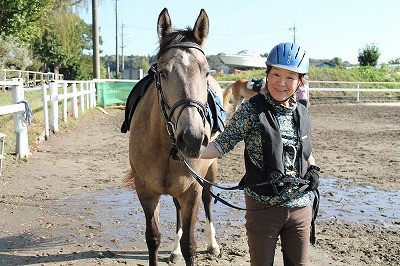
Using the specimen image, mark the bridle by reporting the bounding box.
[154,42,208,145]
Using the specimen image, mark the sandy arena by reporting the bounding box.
[0,102,399,265]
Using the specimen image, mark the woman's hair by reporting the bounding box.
[266,65,307,87]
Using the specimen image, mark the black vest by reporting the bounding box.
[241,94,312,196]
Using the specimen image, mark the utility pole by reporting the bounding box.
[92,0,100,79]
[115,0,119,78]
[121,23,125,73]
[289,21,296,43]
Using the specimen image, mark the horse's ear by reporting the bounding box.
[193,9,209,45]
[157,8,172,43]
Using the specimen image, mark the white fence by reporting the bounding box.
[219,80,400,101]
[0,78,96,158]
[308,81,400,101]
[43,80,96,140]
[1,69,63,88]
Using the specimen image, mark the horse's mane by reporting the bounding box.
[157,27,200,59]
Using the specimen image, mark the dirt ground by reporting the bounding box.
[0,102,399,265]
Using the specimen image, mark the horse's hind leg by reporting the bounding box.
[169,198,183,263]
[233,96,244,112]
[202,161,220,255]
[137,192,162,266]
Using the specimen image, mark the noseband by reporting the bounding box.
[155,42,209,144]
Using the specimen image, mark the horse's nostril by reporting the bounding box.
[202,134,209,147]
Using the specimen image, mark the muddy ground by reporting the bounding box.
[0,102,399,265]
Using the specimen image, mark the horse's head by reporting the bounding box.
[156,8,211,159]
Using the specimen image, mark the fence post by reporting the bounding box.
[49,81,59,133]
[71,83,79,118]
[42,84,50,140]
[85,82,90,109]
[91,82,96,108]
[12,78,30,158]
[357,83,360,101]
[79,82,85,112]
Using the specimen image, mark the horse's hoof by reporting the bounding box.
[168,252,183,264]
[207,245,221,256]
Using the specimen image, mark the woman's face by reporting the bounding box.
[267,67,301,105]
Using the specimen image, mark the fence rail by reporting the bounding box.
[219,80,400,102]
[0,78,95,159]
[1,69,64,89]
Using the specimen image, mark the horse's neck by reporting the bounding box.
[141,83,172,147]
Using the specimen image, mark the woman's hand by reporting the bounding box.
[305,165,320,191]
[200,142,222,159]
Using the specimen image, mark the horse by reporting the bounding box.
[125,8,221,266]
[222,78,267,112]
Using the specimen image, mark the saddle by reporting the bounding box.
[246,78,266,93]
[121,65,226,135]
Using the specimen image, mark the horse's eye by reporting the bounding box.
[205,71,210,78]
[159,72,167,79]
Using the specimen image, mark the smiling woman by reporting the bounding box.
[201,42,321,265]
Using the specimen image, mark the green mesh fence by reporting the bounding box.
[96,81,138,107]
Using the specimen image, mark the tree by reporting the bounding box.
[206,55,224,70]
[389,58,400,64]
[330,57,343,68]
[33,4,93,79]
[0,0,53,43]
[358,43,380,66]
[0,33,32,79]
[138,58,150,72]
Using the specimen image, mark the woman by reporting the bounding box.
[201,42,320,265]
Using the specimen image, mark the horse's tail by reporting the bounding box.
[124,169,135,189]
[222,83,233,112]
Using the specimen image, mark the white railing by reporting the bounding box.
[2,69,64,88]
[0,79,30,158]
[308,81,400,101]
[42,80,96,140]
[219,80,400,101]
[0,79,96,158]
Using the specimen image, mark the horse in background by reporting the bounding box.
[223,77,267,112]
[125,8,221,266]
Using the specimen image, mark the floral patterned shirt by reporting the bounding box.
[215,93,313,207]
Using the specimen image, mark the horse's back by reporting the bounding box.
[208,76,223,98]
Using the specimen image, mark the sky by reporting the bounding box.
[78,0,400,64]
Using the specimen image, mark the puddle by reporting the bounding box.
[54,177,399,243]
[318,178,399,226]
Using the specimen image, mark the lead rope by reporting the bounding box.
[181,158,308,211]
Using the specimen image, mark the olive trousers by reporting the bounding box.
[245,196,312,266]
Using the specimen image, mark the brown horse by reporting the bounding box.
[223,78,267,112]
[125,8,221,266]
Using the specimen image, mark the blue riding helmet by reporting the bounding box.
[266,43,309,74]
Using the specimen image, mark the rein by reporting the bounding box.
[182,158,309,211]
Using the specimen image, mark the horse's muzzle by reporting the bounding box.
[176,128,209,158]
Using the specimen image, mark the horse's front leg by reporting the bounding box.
[169,197,183,263]
[203,161,220,255]
[180,186,202,266]
[138,193,162,266]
